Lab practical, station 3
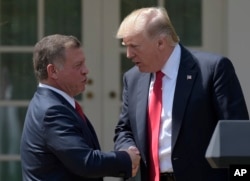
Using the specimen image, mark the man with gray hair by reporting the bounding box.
[21,34,140,181]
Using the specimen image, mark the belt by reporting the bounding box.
[160,172,176,181]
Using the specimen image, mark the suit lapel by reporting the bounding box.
[172,46,198,148]
[38,88,101,150]
[134,50,198,157]
[83,117,101,149]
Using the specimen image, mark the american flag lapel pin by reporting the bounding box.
[187,75,192,80]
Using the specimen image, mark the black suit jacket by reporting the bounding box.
[114,45,249,181]
[21,87,131,181]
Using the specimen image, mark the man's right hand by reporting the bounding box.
[125,146,141,177]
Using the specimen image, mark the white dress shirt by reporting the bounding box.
[148,44,181,172]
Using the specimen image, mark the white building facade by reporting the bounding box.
[0,0,249,180]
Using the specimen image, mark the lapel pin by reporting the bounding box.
[187,75,192,80]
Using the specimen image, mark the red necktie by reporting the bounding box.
[75,101,85,120]
[148,71,164,181]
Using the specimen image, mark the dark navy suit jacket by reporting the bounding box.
[114,44,249,181]
[21,87,131,181]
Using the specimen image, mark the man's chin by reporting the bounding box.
[81,87,85,93]
[138,67,149,73]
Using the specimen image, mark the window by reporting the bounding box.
[0,0,82,180]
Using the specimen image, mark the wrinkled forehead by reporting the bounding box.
[121,32,148,46]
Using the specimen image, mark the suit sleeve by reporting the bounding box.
[43,105,132,179]
[212,57,249,119]
[114,73,137,151]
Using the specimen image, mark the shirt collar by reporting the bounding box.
[39,83,75,108]
[161,44,181,79]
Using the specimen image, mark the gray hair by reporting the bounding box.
[33,34,81,81]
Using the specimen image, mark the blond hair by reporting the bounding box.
[116,7,179,45]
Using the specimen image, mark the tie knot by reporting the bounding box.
[75,101,85,119]
[156,71,164,81]
[75,101,81,110]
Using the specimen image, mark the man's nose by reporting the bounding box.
[126,47,134,59]
[82,66,89,74]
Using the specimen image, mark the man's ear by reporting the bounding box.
[47,64,58,79]
[157,36,167,50]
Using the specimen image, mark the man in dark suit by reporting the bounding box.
[113,7,249,181]
[20,34,140,181]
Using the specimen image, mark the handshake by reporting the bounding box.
[123,146,141,177]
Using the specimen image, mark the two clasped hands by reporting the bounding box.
[122,146,141,177]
